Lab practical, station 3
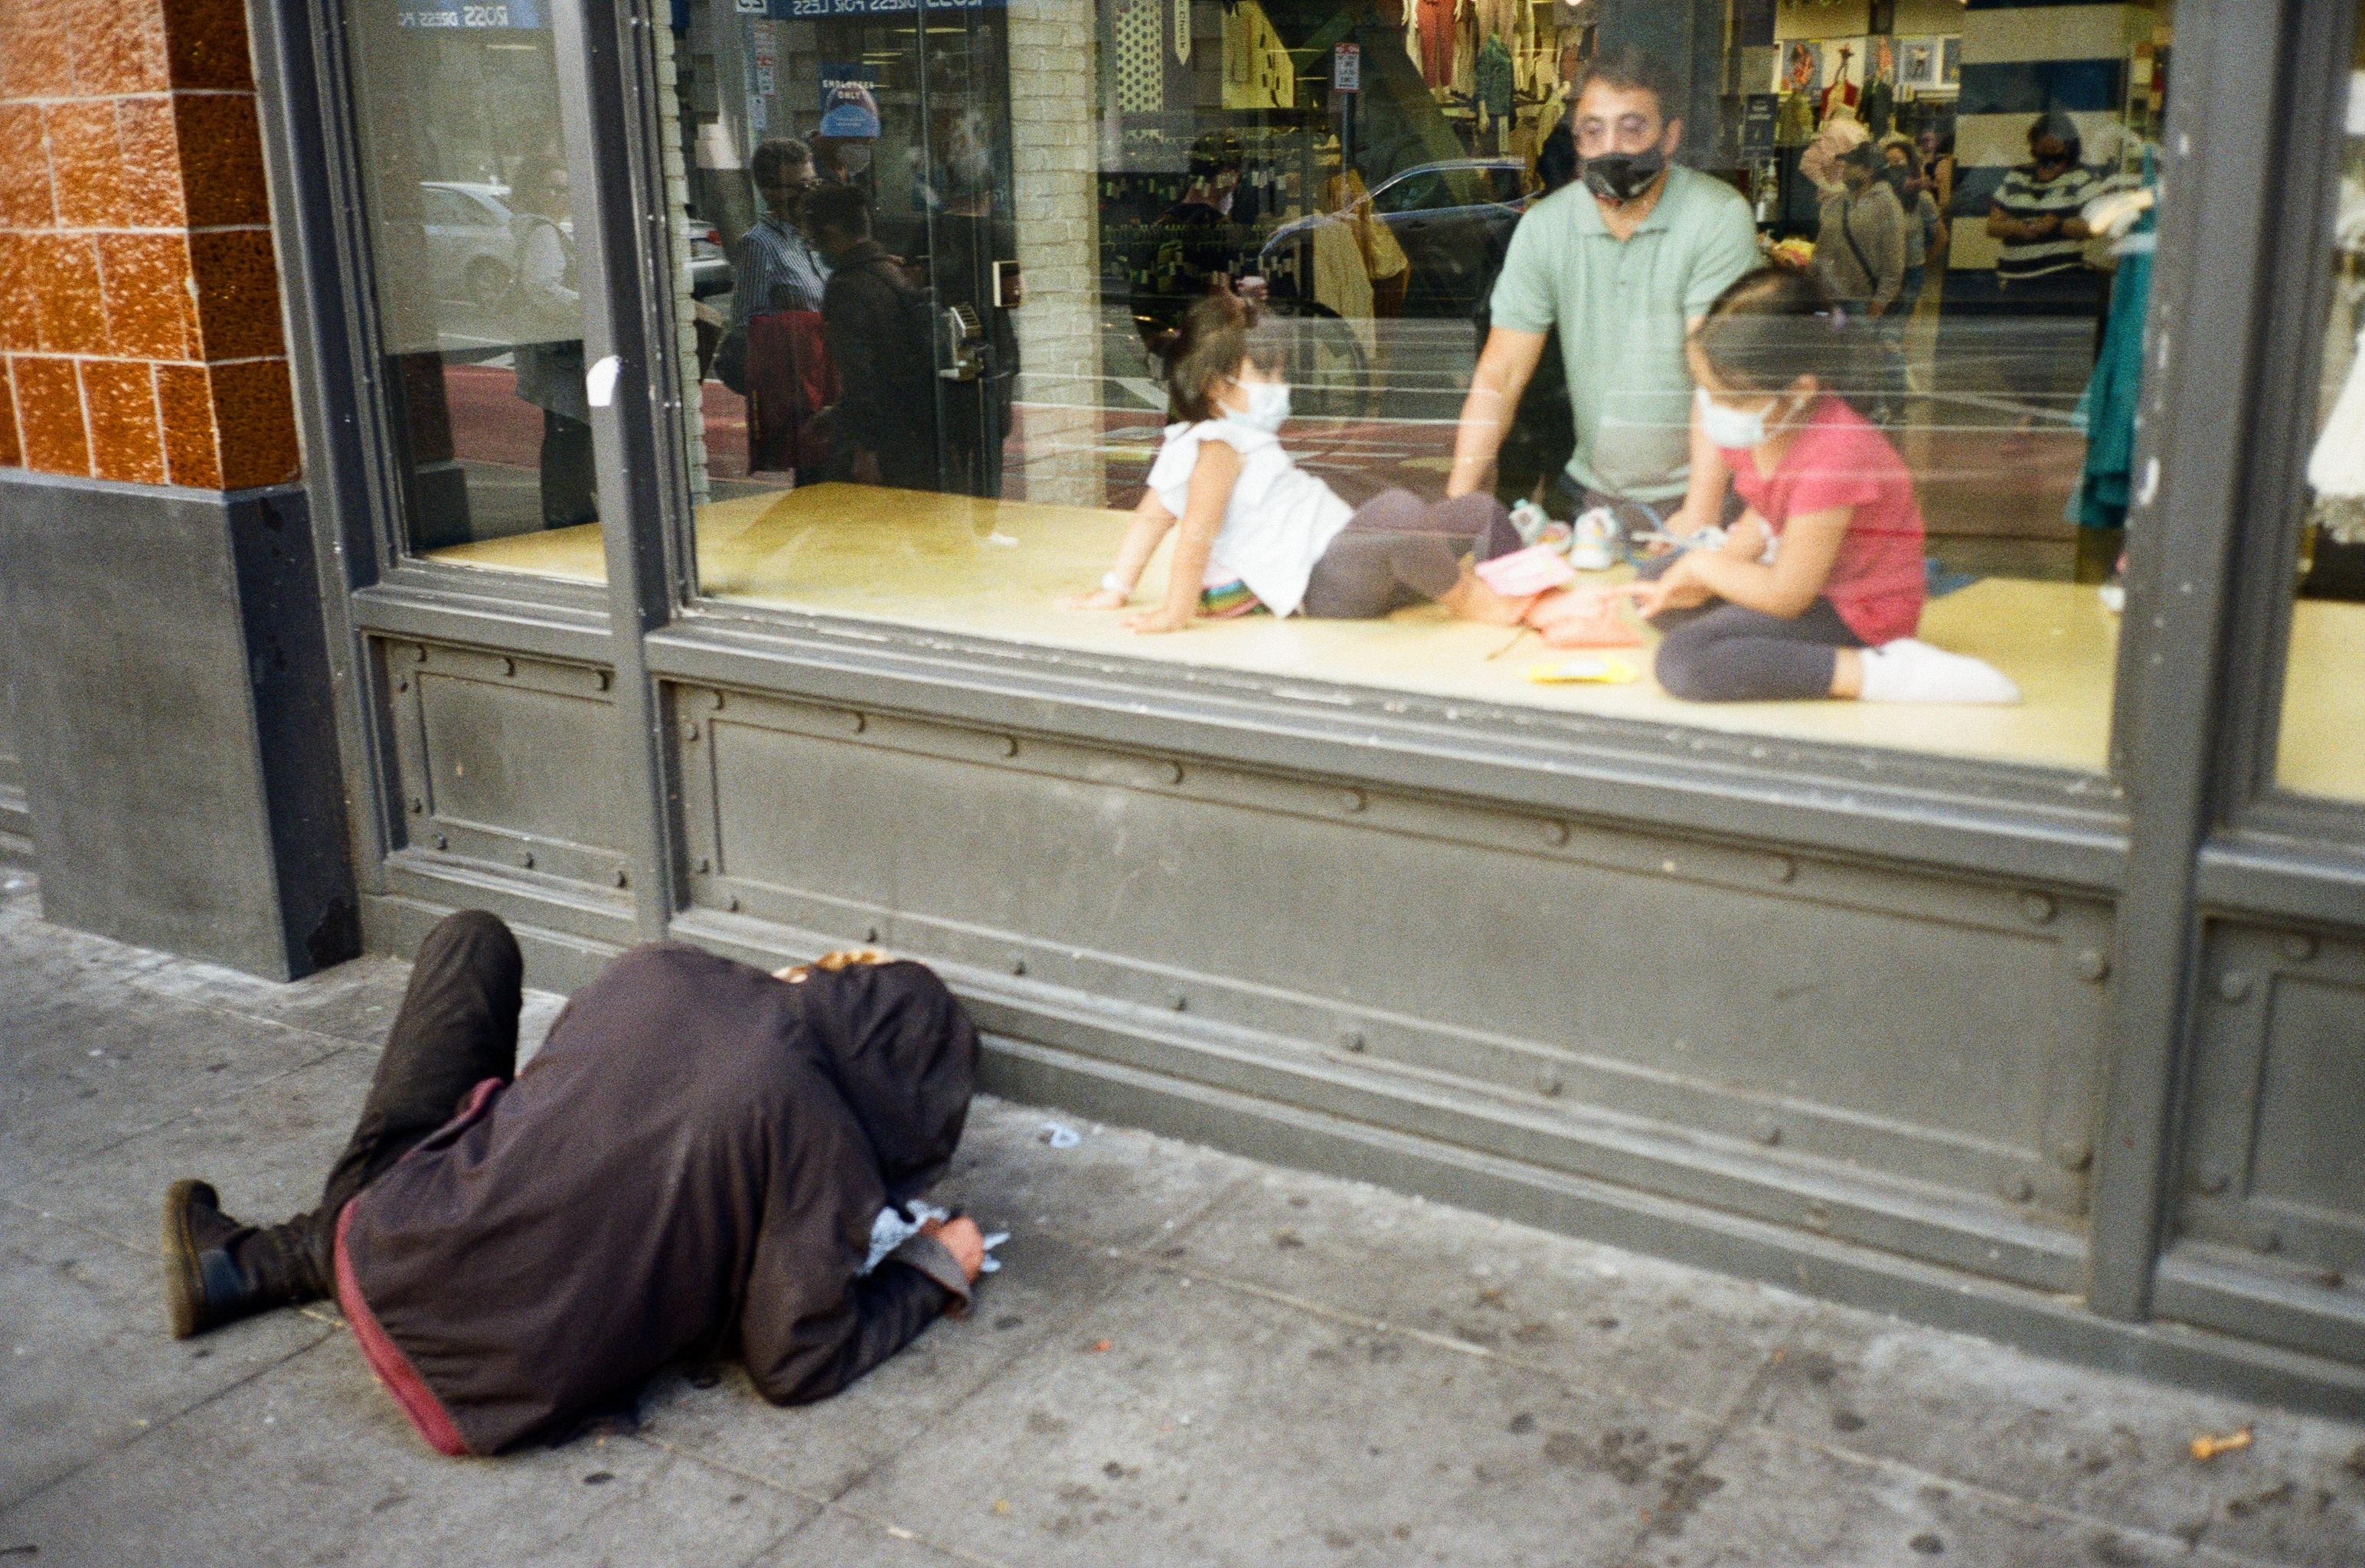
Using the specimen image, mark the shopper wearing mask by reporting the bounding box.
[1811,142,1908,422]
[1447,47,1759,544]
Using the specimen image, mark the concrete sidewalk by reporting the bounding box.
[2,865,2361,1568]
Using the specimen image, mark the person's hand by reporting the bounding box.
[1060,586,1129,610]
[1623,556,1711,619]
[918,1215,986,1284]
[1123,604,1196,634]
[1724,515,1771,561]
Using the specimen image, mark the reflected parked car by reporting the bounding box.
[1259,158,1530,318]
[422,181,730,308]
[420,181,519,309]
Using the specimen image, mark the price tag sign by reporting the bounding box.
[1331,43,1361,93]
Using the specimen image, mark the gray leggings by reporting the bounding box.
[1651,598,1865,702]
[1298,491,1517,619]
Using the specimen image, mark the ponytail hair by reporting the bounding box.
[1690,266,1862,404]
[1158,288,1282,424]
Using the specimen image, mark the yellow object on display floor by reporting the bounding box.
[424,482,2360,791]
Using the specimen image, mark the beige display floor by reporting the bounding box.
[426,482,2365,793]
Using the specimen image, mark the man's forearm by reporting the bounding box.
[1449,378,1514,498]
[1672,399,1732,534]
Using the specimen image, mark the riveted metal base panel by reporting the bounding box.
[0,471,356,979]
[668,682,2114,1250]
[2167,917,2365,1367]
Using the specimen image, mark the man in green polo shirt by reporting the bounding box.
[1447,47,1759,543]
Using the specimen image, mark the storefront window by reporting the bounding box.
[2278,19,2365,805]
[420,0,2184,775]
[345,3,606,559]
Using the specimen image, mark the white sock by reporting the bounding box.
[1855,639,2022,705]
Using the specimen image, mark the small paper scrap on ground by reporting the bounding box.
[1039,1122,1081,1148]
[1089,1338,1113,1352]
[2191,1426,2253,1462]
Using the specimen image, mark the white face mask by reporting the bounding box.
[1233,379,1291,433]
[1696,385,1773,449]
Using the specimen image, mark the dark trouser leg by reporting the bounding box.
[540,410,598,528]
[165,911,524,1334]
[1651,599,1866,702]
[302,909,524,1256]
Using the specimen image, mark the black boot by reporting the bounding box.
[162,1179,330,1339]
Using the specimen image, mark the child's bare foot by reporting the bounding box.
[1439,564,1534,626]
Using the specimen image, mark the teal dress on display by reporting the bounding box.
[2075,149,2157,531]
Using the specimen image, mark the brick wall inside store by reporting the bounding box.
[0,0,299,490]
[1008,0,1106,507]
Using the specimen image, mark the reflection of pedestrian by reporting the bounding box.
[506,158,596,530]
[1814,144,1906,421]
[1881,137,1947,318]
[730,139,829,332]
[161,912,987,1455]
[805,184,942,490]
[720,139,835,475]
[1472,121,1578,506]
[924,145,1020,499]
[1132,132,1246,352]
[1986,112,2109,441]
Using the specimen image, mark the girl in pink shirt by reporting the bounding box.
[1628,269,2018,705]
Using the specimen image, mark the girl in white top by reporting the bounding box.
[1066,292,1533,632]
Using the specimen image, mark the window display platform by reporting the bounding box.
[426,482,2351,788]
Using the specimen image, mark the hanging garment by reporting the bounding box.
[1308,215,1377,361]
[1775,90,1816,148]
[1116,0,1163,114]
[1452,0,1478,98]
[1417,0,1456,88]
[2075,151,2158,530]
[2310,325,2365,502]
[745,309,839,475]
[1475,34,1516,121]
[1860,76,1895,139]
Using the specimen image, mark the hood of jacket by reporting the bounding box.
[795,959,978,1201]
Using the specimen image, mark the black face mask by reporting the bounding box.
[1581,147,1667,204]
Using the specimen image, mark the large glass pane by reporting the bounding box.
[346,2,606,564]
[2278,17,2365,804]
[479,0,2179,773]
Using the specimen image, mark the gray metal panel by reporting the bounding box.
[0,471,356,978]
[2179,923,2365,1276]
[671,684,2113,1223]
[645,620,2131,893]
[376,639,634,893]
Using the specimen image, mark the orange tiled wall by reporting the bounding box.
[0,0,299,489]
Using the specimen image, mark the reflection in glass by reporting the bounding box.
[430,0,2189,773]
[343,5,603,556]
[2278,15,2365,803]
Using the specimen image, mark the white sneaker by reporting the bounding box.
[1568,508,1614,571]
[1856,639,2022,704]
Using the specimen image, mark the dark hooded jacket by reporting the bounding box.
[334,945,978,1455]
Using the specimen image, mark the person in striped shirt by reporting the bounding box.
[1985,111,2110,444]
[732,138,831,330]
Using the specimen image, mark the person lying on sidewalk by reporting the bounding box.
[160,912,987,1456]
[1621,267,2020,706]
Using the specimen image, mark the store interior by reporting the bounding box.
[380,0,2365,795]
